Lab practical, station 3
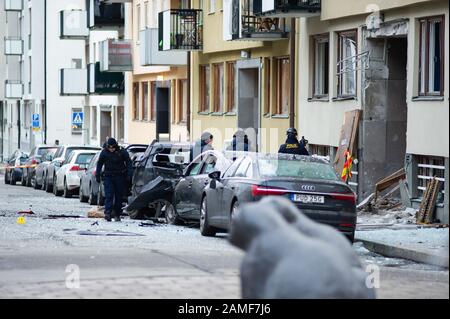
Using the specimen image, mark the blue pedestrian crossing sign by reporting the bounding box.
[32,114,40,132]
[72,111,83,133]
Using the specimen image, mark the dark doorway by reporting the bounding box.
[237,67,259,152]
[156,87,170,140]
[100,111,112,144]
[360,35,408,199]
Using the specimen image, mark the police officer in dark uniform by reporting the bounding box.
[96,137,132,222]
[278,128,309,156]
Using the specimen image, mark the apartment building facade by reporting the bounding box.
[1,0,99,160]
[185,0,301,152]
[124,0,190,144]
[59,0,129,147]
[1,0,46,159]
[296,0,449,222]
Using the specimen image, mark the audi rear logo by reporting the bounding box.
[301,185,315,191]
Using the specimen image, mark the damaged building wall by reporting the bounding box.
[360,20,409,201]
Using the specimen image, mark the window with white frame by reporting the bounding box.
[313,34,329,98]
[419,16,444,96]
[337,30,357,97]
[209,0,216,13]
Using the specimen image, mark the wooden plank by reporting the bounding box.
[333,110,361,176]
[425,179,441,224]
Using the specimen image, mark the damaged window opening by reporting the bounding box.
[337,30,357,97]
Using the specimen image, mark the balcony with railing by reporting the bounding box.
[140,28,187,66]
[60,10,89,39]
[99,39,132,72]
[60,69,88,96]
[158,9,203,51]
[254,0,321,17]
[88,62,124,94]
[4,37,23,55]
[5,80,23,99]
[228,0,288,41]
[4,0,22,11]
[87,0,124,29]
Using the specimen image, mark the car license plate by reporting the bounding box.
[291,194,325,204]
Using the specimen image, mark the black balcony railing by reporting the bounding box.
[253,0,321,16]
[88,62,124,94]
[232,0,287,40]
[87,0,124,29]
[158,9,203,51]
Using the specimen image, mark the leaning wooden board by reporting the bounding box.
[333,110,362,176]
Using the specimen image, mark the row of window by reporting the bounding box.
[132,80,188,124]
[311,16,445,99]
[198,57,291,116]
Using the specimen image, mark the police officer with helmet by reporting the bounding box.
[96,137,132,222]
[278,128,309,156]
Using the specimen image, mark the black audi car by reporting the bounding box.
[200,153,357,242]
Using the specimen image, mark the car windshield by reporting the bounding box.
[38,147,58,156]
[76,153,95,165]
[258,158,339,181]
[66,147,99,161]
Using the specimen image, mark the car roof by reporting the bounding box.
[70,149,99,156]
[62,145,101,149]
[237,152,329,165]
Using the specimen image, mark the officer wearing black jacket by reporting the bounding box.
[278,128,309,156]
[96,138,132,222]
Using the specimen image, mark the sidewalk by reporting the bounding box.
[355,228,449,268]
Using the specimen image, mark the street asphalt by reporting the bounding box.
[0,179,448,299]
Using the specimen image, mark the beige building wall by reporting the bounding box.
[126,0,188,144]
[298,0,449,158]
[190,0,291,152]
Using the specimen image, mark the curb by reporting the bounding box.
[356,238,449,269]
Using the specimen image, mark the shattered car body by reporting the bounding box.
[126,141,192,219]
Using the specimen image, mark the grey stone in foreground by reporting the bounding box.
[229,197,375,299]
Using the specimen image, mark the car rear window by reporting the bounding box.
[66,147,100,160]
[258,159,339,181]
[76,153,95,165]
[37,147,58,156]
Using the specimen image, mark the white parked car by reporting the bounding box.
[54,150,99,198]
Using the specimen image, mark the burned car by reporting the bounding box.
[126,141,192,220]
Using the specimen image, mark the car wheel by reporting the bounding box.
[88,183,98,205]
[41,173,47,190]
[21,170,27,186]
[79,183,88,203]
[4,171,9,184]
[200,196,217,237]
[45,174,53,193]
[10,171,17,185]
[53,176,63,196]
[63,179,72,198]
[26,171,32,187]
[164,201,182,225]
[97,184,105,206]
[230,199,239,221]
[33,173,40,189]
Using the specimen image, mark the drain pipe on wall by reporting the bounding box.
[43,0,47,145]
[289,18,296,129]
[186,0,192,141]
